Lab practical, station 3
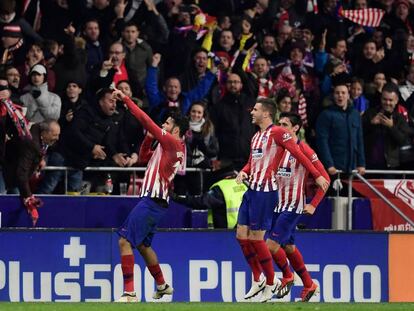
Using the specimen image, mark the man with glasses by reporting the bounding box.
[5,66,22,105]
[211,73,256,171]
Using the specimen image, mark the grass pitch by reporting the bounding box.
[0,302,413,311]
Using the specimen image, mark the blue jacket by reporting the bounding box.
[145,66,215,121]
[316,104,365,172]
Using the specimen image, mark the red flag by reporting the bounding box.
[339,8,385,27]
[352,180,414,231]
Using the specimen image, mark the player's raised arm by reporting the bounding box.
[273,127,329,192]
[112,89,175,146]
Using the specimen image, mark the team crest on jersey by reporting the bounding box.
[288,155,296,164]
[311,153,318,162]
[261,135,268,144]
[252,148,263,159]
[282,132,292,142]
[277,167,292,177]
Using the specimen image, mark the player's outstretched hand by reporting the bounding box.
[112,88,126,101]
[315,176,329,192]
[303,204,316,215]
[236,171,248,184]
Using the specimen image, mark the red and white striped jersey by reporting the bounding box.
[242,125,278,191]
[241,125,322,192]
[276,141,329,213]
[123,97,185,201]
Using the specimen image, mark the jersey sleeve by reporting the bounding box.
[301,143,331,208]
[138,134,154,164]
[241,153,252,175]
[123,96,176,149]
[272,127,321,179]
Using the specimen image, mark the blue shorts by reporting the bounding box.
[237,189,278,231]
[117,197,167,247]
[268,211,302,246]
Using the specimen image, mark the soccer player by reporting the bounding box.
[112,89,188,302]
[236,99,329,302]
[268,112,330,302]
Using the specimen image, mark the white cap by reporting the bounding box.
[30,64,47,75]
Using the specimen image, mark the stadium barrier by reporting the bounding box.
[0,195,333,229]
[0,229,412,302]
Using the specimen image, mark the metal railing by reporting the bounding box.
[346,170,414,230]
[43,166,211,195]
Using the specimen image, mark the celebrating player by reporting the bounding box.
[236,99,329,302]
[268,112,330,302]
[112,88,188,302]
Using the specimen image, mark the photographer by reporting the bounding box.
[362,83,411,170]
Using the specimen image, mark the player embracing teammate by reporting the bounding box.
[235,98,330,302]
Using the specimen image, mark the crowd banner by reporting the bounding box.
[352,180,414,231]
[0,230,388,302]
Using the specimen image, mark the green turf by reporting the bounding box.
[0,302,413,311]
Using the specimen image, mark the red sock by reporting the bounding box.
[251,240,275,285]
[237,238,262,282]
[272,247,293,279]
[148,264,165,286]
[286,247,313,288]
[121,254,135,292]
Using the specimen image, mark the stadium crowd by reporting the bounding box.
[1,0,414,199]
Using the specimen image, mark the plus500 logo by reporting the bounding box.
[0,260,382,302]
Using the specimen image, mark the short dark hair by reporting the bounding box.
[257,98,276,118]
[279,112,303,132]
[123,21,139,31]
[96,88,113,101]
[382,82,400,96]
[169,111,189,137]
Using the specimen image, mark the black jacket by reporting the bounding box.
[211,92,256,169]
[3,124,43,198]
[363,107,411,168]
[60,104,117,169]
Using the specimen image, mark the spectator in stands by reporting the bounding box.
[399,63,414,110]
[163,5,199,78]
[58,80,87,131]
[316,36,350,96]
[4,118,60,225]
[275,24,292,57]
[121,21,153,90]
[114,0,170,53]
[366,71,387,106]
[92,41,129,93]
[83,19,104,75]
[211,73,256,171]
[146,53,216,123]
[353,39,387,83]
[52,26,87,96]
[37,88,120,194]
[0,0,42,44]
[187,101,219,169]
[214,30,237,54]
[20,63,61,124]
[316,82,366,175]
[112,80,144,167]
[175,100,219,195]
[259,34,280,67]
[0,23,27,68]
[5,65,21,104]
[18,42,56,91]
[363,82,411,169]
[180,48,210,92]
[350,77,370,114]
